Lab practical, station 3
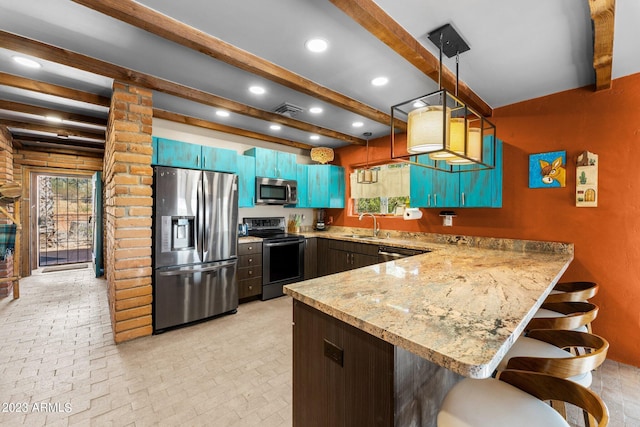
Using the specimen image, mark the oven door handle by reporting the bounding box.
[158,260,236,276]
[263,240,301,248]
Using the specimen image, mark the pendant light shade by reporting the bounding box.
[407,105,450,154]
[429,117,465,160]
[356,132,378,184]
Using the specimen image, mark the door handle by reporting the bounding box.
[158,260,236,276]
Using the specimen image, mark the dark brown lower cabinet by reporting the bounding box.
[293,300,394,427]
[304,237,318,280]
[316,238,379,277]
[292,301,465,427]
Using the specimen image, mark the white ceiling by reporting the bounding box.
[0,0,637,150]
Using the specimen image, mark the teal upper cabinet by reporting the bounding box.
[201,145,238,173]
[151,137,158,165]
[153,137,239,173]
[244,147,297,180]
[306,164,345,208]
[409,155,459,208]
[155,137,202,169]
[296,164,310,208]
[458,138,503,208]
[237,155,256,207]
[409,138,503,208]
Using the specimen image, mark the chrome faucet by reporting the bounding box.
[358,212,380,237]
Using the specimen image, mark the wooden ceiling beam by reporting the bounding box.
[0,30,365,146]
[1,119,105,140]
[589,0,615,91]
[71,0,395,129]
[329,0,492,117]
[153,109,314,151]
[0,99,107,126]
[12,134,104,149]
[0,72,110,107]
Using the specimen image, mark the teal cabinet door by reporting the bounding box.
[244,147,297,179]
[201,146,238,173]
[156,137,201,169]
[458,137,503,208]
[307,165,345,208]
[237,155,256,207]
[151,137,158,165]
[328,165,345,208]
[410,155,458,207]
[295,164,310,208]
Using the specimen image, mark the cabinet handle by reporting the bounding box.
[461,192,465,206]
[248,246,253,250]
[203,155,206,168]
[427,194,431,207]
[346,252,350,264]
[248,270,253,275]
[248,258,253,263]
[434,194,438,206]
[248,285,253,291]
[196,155,200,166]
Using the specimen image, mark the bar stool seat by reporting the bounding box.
[437,370,609,427]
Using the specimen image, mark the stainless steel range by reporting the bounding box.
[243,217,304,300]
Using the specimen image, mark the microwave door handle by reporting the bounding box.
[286,184,292,203]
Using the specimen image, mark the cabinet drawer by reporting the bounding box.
[238,242,262,256]
[239,277,262,299]
[238,253,262,268]
[238,266,262,281]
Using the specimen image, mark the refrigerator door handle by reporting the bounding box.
[158,260,237,276]
[197,173,204,258]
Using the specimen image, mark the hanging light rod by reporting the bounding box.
[390,23,496,173]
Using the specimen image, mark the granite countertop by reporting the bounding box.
[284,230,574,378]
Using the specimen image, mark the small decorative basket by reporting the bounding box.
[310,147,334,164]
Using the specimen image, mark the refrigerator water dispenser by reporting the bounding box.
[160,216,195,252]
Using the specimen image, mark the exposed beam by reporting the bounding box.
[12,134,105,149]
[589,0,615,91]
[328,0,492,117]
[0,31,365,146]
[71,0,396,129]
[0,99,107,126]
[0,72,110,107]
[1,119,105,140]
[13,139,104,156]
[153,109,314,151]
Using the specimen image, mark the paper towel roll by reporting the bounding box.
[403,208,423,220]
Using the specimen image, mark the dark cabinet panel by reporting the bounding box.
[293,301,393,426]
[318,238,379,276]
[304,238,318,280]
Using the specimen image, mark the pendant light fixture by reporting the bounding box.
[390,23,496,172]
[356,132,378,184]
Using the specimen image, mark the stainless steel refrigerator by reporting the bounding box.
[153,166,239,331]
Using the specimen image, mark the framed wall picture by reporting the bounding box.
[529,151,567,188]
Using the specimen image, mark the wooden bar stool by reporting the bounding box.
[497,329,608,386]
[528,301,598,333]
[545,281,599,303]
[437,370,609,427]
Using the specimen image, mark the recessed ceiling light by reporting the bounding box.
[305,38,328,53]
[352,121,364,128]
[12,56,41,69]
[249,86,265,95]
[45,116,63,123]
[216,110,230,117]
[371,76,389,86]
[309,107,323,114]
[310,135,320,141]
[270,124,281,131]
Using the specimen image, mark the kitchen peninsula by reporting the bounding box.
[284,233,573,427]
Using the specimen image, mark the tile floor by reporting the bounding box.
[0,267,639,426]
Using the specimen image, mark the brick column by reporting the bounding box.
[0,126,15,298]
[104,82,153,343]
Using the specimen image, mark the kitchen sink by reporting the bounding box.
[342,234,382,239]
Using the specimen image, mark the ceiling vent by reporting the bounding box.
[273,102,304,117]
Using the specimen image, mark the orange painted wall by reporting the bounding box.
[331,73,640,367]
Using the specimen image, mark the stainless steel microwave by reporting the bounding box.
[255,177,297,205]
